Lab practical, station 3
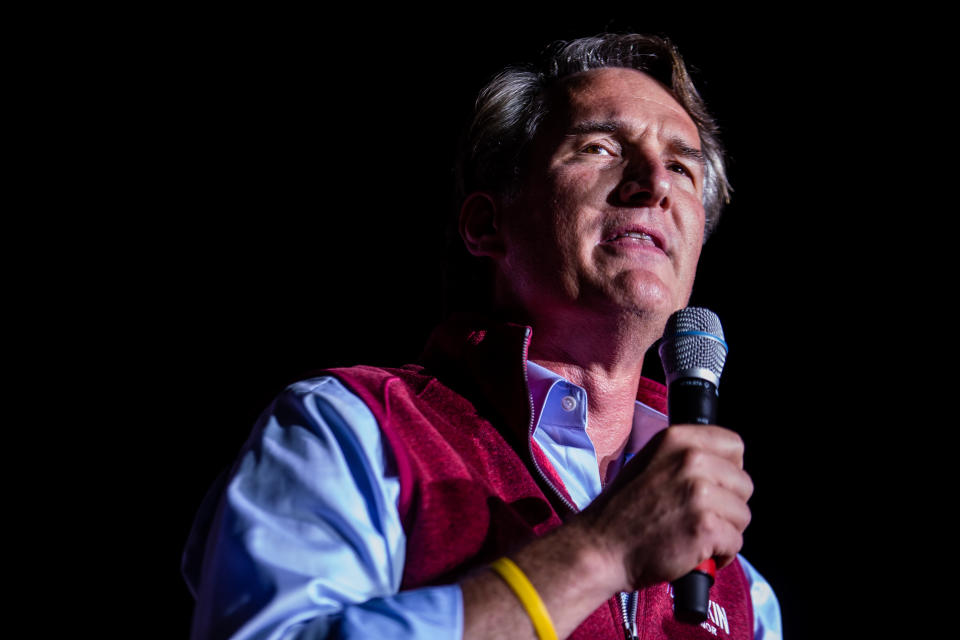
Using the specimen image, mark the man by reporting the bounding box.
[183,34,781,639]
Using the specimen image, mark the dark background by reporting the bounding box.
[114,9,917,638]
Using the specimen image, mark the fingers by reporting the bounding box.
[684,472,753,533]
[678,445,754,504]
[684,482,751,569]
[662,424,746,470]
[667,427,753,564]
[707,515,747,571]
[590,423,754,589]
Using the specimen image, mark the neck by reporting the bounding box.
[525,309,663,482]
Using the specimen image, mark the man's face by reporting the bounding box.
[495,67,707,330]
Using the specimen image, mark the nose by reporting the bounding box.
[617,160,671,208]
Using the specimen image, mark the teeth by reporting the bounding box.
[618,231,652,241]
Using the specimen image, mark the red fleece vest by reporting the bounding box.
[327,316,753,639]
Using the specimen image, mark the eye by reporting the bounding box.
[580,143,614,156]
[667,162,693,178]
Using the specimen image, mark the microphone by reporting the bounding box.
[657,307,729,624]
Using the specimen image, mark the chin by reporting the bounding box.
[584,271,691,324]
[624,276,676,311]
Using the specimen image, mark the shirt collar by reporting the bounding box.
[526,360,668,456]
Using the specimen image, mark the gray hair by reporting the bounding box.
[445,34,730,314]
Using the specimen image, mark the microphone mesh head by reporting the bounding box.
[658,307,728,383]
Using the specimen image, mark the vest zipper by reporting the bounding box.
[618,591,639,640]
[520,327,577,515]
[522,328,638,639]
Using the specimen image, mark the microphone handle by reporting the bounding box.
[668,377,719,624]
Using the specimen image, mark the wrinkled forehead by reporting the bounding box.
[530,67,701,155]
[556,67,697,132]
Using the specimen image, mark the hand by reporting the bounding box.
[577,425,753,592]
[461,425,752,639]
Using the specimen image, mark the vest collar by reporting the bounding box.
[419,313,668,451]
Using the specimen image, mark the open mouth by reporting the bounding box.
[602,227,664,251]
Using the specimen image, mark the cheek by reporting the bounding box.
[675,191,706,232]
[538,183,592,248]
[674,198,706,264]
[551,177,608,238]
[675,242,702,303]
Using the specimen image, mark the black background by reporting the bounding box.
[106,8,924,638]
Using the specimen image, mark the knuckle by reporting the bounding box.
[687,477,711,506]
[743,471,755,498]
[661,426,685,449]
[731,431,745,451]
[717,526,743,561]
[691,506,719,538]
[680,447,706,472]
[727,431,745,460]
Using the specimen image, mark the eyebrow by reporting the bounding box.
[566,119,705,165]
[567,120,621,135]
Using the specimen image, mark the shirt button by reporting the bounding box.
[561,395,577,411]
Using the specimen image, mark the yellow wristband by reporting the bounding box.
[489,557,558,640]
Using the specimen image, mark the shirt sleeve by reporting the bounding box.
[737,554,782,640]
[186,376,463,640]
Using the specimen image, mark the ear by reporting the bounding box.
[459,192,506,259]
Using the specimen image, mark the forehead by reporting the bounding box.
[550,67,699,142]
